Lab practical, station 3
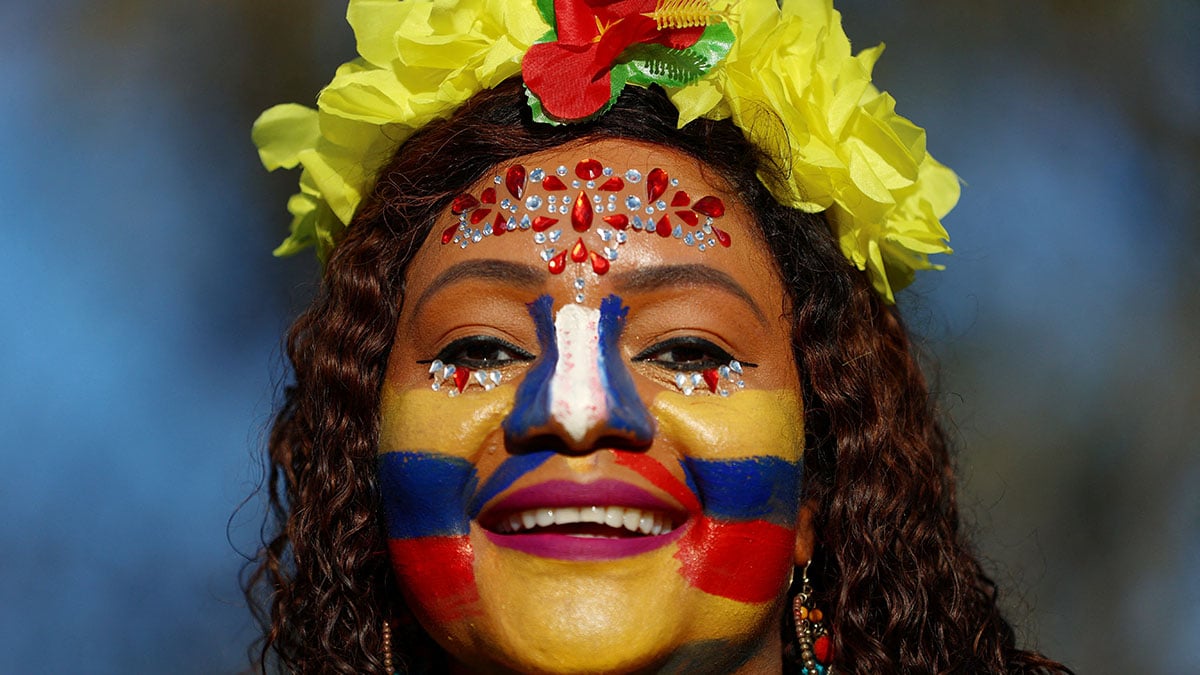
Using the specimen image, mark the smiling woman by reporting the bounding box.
[246,1,1069,673]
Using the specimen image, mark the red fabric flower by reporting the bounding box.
[523,0,706,120]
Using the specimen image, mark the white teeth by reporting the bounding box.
[494,506,675,536]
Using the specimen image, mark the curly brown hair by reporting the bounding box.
[244,78,1069,674]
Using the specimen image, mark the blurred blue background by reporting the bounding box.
[1,0,1196,672]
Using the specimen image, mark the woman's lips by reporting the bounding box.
[478,479,689,561]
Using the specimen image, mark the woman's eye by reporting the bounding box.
[432,336,535,370]
[631,337,736,372]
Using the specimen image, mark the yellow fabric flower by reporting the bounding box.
[254,0,958,301]
[671,0,957,301]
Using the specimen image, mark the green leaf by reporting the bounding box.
[534,0,556,29]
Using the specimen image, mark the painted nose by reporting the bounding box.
[503,295,655,454]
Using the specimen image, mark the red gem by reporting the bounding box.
[589,250,610,275]
[575,158,603,180]
[548,250,568,274]
[570,238,588,263]
[712,225,731,247]
[655,213,672,237]
[647,168,668,202]
[453,367,470,393]
[571,192,593,232]
[468,208,491,225]
[702,369,720,393]
[603,214,629,229]
[492,213,508,236]
[671,190,691,207]
[598,176,625,191]
[531,216,559,232]
[692,195,726,217]
[505,165,526,199]
[440,224,459,245]
[480,187,497,204]
[676,211,699,227]
[542,175,567,191]
[450,194,479,215]
[813,635,833,664]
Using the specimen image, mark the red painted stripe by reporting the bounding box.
[675,518,794,603]
[613,452,702,512]
[388,537,479,624]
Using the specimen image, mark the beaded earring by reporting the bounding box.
[793,562,834,674]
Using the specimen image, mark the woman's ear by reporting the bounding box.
[794,499,817,566]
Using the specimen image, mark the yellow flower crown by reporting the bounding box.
[253,0,958,302]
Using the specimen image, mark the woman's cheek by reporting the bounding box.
[377,386,515,626]
[647,389,805,604]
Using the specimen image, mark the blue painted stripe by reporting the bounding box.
[597,294,655,442]
[466,450,554,517]
[502,294,556,442]
[683,456,803,526]
[378,451,478,539]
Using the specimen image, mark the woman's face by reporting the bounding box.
[379,139,808,674]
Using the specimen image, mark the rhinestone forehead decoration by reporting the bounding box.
[446,159,731,299]
[672,360,746,397]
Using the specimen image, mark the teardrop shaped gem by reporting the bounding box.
[453,366,471,393]
[451,194,479,214]
[692,195,726,217]
[589,250,610,275]
[547,250,568,275]
[813,635,833,664]
[480,187,497,204]
[647,168,669,202]
[468,208,492,225]
[712,225,732,247]
[670,190,691,207]
[570,238,588,263]
[575,158,603,180]
[571,191,593,232]
[542,175,567,191]
[676,211,699,227]
[492,213,508,236]
[505,165,526,199]
[598,176,625,191]
[603,214,629,229]
[702,368,720,393]
[440,224,459,245]
[531,216,559,232]
[655,212,673,237]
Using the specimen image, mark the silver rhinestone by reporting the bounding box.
[608,194,616,202]
[586,180,595,189]
[471,231,483,243]
[632,215,643,230]
[718,365,731,379]
[482,224,493,236]
[656,200,667,210]
[534,232,547,244]
[452,236,461,244]
[698,243,706,251]
[548,195,557,204]
[625,195,642,210]
[500,198,512,209]
[691,373,703,387]
[707,238,716,247]
[647,218,655,232]
[447,389,458,398]
[603,247,618,261]
[572,179,581,188]
[599,229,613,242]
[670,178,679,186]
[474,371,488,386]
[443,364,456,378]
[607,203,616,212]
[459,239,468,248]
[702,222,713,234]
[616,231,627,243]
[559,204,569,214]
[493,175,502,184]
[684,233,695,246]
[737,380,745,388]
[574,278,586,290]
[625,169,642,183]
[525,195,543,210]
[505,216,517,231]
[431,382,440,391]
[672,224,683,239]
[645,206,655,215]
[548,229,562,242]
[719,389,730,397]
[730,360,743,374]
[509,203,518,213]
[489,371,502,385]
[602,166,613,176]
[575,293,585,303]
[530,167,545,181]
[540,248,556,261]
[593,195,602,204]
[556,165,567,176]
[429,360,444,375]
[519,214,531,229]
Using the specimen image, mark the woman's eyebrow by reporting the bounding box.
[608,264,768,326]
[408,259,545,321]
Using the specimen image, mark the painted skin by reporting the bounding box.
[380,139,810,674]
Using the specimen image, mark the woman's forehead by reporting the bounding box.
[402,138,787,319]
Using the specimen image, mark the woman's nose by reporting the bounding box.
[503,295,655,454]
